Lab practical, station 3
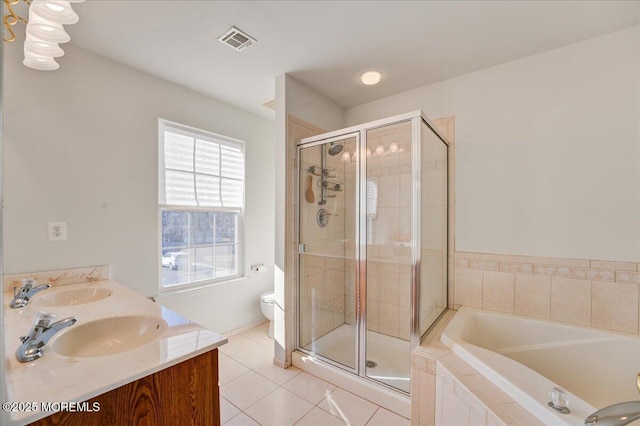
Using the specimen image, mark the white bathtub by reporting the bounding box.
[441,307,640,426]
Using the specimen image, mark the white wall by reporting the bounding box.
[3,43,275,333]
[284,75,345,133]
[346,26,640,262]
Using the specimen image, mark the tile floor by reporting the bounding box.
[218,323,410,426]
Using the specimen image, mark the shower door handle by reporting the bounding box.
[298,244,306,254]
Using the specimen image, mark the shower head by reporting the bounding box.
[328,142,344,156]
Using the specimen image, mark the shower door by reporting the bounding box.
[298,134,359,371]
[296,111,449,395]
[363,120,414,393]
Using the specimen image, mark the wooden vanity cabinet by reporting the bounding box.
[30,349,220,426]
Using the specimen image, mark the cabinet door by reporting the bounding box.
[30,350,220,426]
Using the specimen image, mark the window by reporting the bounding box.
[159,119,244,290]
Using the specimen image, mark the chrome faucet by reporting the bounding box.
[585,401,640,426]
[9,279,51,308]
[15,313,76,363]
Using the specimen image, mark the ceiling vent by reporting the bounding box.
[217,26,256,51]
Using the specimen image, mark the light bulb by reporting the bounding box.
[366,148,372,157]
[341,151,351,163]
[31,1,79,25]
[375,144,385,156]
[390,142,399,153]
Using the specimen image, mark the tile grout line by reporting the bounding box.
[223,325,402,426]
[223,328,306,425]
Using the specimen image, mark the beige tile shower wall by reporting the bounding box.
[367,259,413,339]
[454,251,640,334]
[299,253,346,347]
[366,123,413,340]
[297,120,352,346]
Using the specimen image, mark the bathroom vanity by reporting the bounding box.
[29,349,219,426]
[3,274,227,426]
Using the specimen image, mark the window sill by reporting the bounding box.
[156,276,248,299]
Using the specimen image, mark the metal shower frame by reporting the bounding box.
[294,110,450,394]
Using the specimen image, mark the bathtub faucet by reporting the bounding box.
[9,279,50,308]
[585,401,640,426]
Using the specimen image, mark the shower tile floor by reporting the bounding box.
[219,323,410,426]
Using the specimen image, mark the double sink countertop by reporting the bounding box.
[3,279,228,425]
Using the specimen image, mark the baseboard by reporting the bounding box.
[225,318,269,336]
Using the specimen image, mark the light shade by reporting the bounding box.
[361,70,382,85]
[30,1,79,25]
[24,37,65,57]
[23,54,60,70]
[26,11,71,43]
[375,144,385,156]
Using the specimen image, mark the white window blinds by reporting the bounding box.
[160,122,244,208]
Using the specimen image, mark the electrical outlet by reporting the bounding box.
[48,221,67,241]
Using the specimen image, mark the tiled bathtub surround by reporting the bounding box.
[411,311,543,426]
[434,357,543,426]
[454,252,640,334]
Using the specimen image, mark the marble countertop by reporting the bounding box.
[3,279,227,425]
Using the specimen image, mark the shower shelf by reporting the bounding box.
[317,180,343,191]
[308,165,336,178]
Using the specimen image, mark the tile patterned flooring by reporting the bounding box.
[219,323,410,426]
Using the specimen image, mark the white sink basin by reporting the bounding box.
[31,287,112,307]
[51,316,168,358]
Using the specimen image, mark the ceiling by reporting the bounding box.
[54,1,640,119]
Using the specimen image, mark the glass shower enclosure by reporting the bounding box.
[296,111,449,393]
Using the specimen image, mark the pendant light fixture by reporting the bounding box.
[3,0,84,71]
[30,0,79,25]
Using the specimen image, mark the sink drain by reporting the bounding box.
[365,360,377,368]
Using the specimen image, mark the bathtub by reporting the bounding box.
[441,307,640,426]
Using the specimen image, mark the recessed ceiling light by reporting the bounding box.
[361,70,382,85]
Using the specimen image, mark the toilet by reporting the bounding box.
[260,291,275,338]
